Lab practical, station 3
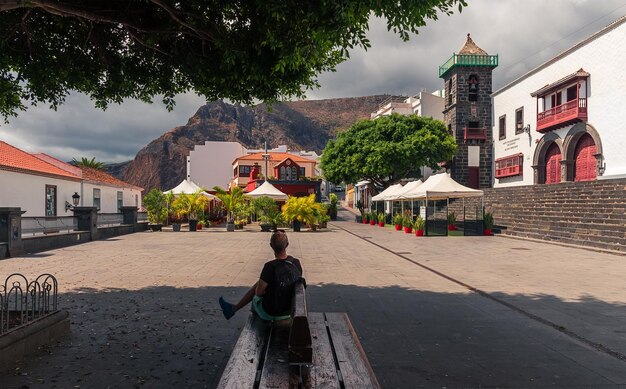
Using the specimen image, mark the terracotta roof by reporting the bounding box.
[0,141,81,180]
[32,153,83,177]
[530,68,590,97]
[80,166,143,190]
[235,152,315,164]
[458,34,488,55]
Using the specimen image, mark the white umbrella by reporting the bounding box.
[164,179,217,199]
[245,181,289,200]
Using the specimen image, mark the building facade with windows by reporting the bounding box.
[492,15,626,187]
[230,152,317,189]
[0,141,142,216]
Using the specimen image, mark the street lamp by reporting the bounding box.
[65,192,80,211]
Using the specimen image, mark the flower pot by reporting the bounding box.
[226,222,235,232]
[404,227,412,234]
[189,219,198,231]
[378,222,384,227]
[196,224,203,230]
[362,219,368,224]
[484,228,492,236]
[149,224,162,232]
[355,215,362,223]
[260,223,272,232]
[415,229,424,236]
[293,220,301,232]
[172,223,181,232]
[448,224,456,231]
[395,224,402,231]
[370,220,376,225]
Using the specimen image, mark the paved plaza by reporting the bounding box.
[2,208,626,388]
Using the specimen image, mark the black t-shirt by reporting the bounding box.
[259,256,303,316]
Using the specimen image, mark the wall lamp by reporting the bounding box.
[65,192,80,211]
[599,162,606,176]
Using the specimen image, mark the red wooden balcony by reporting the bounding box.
[464,127,486,141]
[537,97,587,132]
[495,154,523,179]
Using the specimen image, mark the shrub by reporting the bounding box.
[402,214,413,228]
[484,211,494,229]
[447,211,456,225]
[393,213,403,226]
[143,189,167,224]
[414,216,425,231]
[378,212,385,223]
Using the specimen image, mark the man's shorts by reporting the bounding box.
[252,295,291,322]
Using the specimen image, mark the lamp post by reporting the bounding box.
[262,142,270,182]
[65,192,81,211]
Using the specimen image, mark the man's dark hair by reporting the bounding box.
[270,230,289,254]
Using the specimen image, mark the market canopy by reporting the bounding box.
[164,179,217,199]
[401,173,483,200]
[389,180,423,200]
[371,183,403,201]
[245,180,288,200]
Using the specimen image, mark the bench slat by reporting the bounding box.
[289,281,312,364]
[325,312,381,389]
[217,314,270,389]
[301,312,341,389]
[259,320,292,389]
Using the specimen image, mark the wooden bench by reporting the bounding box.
[218,282,380,389]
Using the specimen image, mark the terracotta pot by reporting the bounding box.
[484,228,492,236]
[448,225,457,231]
[362,219,368,224]
[370,220,376,225]
[196,224,203,230]
[404,227,413,234]
[378,222,384,227]
[415,230,424,236]
[395,224,402,231]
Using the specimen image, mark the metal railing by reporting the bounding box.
[96,213,124,228]
[439,53,499,77]
[1,273,58,335]
[21,216,77,237]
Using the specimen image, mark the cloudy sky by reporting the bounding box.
[1,0,625,163]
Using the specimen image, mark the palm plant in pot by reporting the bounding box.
[282,195,316,232]
[403,214,413,234]
[213,186,244,231]
[143,188,167,231]
[369,211,376,225]
[253,196,280,232]
[377,212,385,227]
[414,216,425,236]
[483,211,494,236]
[393,213,403,231]
[328,193,338,221]
[174,190,210,231]
[356,200,364,223]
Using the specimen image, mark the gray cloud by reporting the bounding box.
[1,0,625,162]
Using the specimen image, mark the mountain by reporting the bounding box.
[121,95,396,192]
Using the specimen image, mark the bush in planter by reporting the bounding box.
[377,212,385,226]
[483,211,494,236]
[143,189,167,229]
[362,211,369,224]
[414,216,425,236]
[281,194,323,232]
[393,213,403,230]
[447,211,457,231]
[253,196,281,231]
[328,193,339,220]
[174,190,211,231]
[402,214,413,233]
[369,211,376,225]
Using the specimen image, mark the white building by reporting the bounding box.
[370,90,445,120]
[0,141,142,216]
[492,15,626,187]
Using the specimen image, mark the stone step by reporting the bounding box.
[503,224,626,244]
[501,229,626,252]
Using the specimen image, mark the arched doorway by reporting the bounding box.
[545,143,561,184]
[574,133,597,181]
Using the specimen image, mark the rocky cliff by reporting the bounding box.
[120,95,394,192]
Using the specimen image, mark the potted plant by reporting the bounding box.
[362,211,369,224]
[143,188,166,231]
[253,196,280,232]
[377,212,385,227]
[484,211,494,236]
[174,190,210,231]
[414,216,425,236]
[356,200,365,223]
[233,201,252,230]
[213,186,244,231]
[196,220,204,230]
[447,211,457,231]
[403,214,413,234]
[282,195,315,232]
[393,213,403,231]
[369,211,376,225]
[169,199,182,231]
[329,193,338,221]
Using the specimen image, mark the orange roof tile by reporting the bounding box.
[0,141,81,180]
[235,152,315,164]
[80,167,143,190]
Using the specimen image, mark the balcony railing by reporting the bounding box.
[495,165,522,179]
[537,97,587,132]
[463,127,486,141]
[439,54,498,77]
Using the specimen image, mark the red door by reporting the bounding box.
[574,134,597,181]
[545,143,561,184]
[468,167,479,189]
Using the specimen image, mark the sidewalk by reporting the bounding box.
[0,218,625,388]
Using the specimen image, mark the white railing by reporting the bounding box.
[96,213,124,228]
[21,216,78,237]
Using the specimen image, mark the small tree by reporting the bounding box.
[143,189,166,225]
[174,190,210,221]
[213,186,244,224]
[253,196,281,226]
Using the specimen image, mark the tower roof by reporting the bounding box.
[458,34,488,55]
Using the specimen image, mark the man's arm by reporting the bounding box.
[255,279,268,297]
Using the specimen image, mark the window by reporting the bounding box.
[238,165,252,176]
[499,115,506,140]
[117,191,123,212]
[93,188,101,211]
[447,124,453,135]
[233,167,238,177]
[515,107,524,134]
[45,185,57,216]
[280,166,286,180]
[299,167,305,177]
[566,85,577,102]
[468,74,479,102]
[495,154,523,178]
[468,121,480,128]
[447,79,453,106]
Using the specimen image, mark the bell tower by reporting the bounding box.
[439,34,498,188]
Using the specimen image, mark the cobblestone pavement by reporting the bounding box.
[1,208,626,388]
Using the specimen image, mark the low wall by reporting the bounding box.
[0,310,70,372]
[0,243,7,259]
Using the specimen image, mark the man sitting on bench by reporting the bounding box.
[219,229,303,322]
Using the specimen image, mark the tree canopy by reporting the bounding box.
[320,114,457,188]
[71,157,105,170]
[0,0,466,120]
